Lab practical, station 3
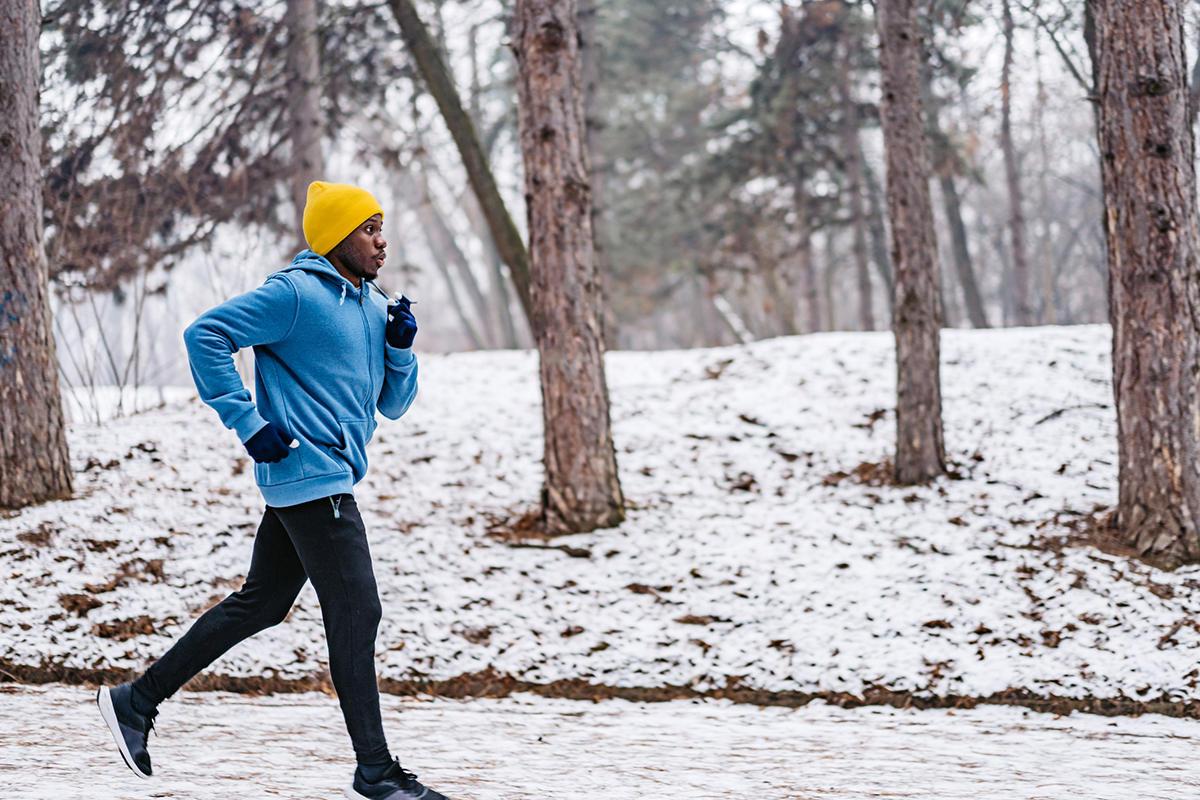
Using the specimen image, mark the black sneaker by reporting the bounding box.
[97,683,156,778]
[347,760,451,800]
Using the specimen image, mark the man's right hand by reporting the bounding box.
[244,423,294,463]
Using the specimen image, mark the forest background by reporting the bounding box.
[41,0,1114,410]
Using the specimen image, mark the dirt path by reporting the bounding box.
[0,684,1195,799]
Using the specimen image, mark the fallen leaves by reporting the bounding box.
[57,594,102,618]
[92,615,159,641]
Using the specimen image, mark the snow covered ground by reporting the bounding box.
[3,325,1200,705]
[1,684,1196,799]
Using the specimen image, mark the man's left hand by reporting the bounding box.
[386,296,417,349]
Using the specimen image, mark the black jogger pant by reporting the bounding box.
[132,494,390,765]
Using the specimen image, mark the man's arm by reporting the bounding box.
[378,344,418,420]
[184,275,300,441]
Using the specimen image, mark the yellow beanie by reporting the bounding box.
[302,181,384,256]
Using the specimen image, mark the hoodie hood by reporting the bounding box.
[277,250,346,283]
[277,250,389,306]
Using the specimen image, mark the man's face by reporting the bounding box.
[327,213,386,287]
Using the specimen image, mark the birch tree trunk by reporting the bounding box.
[1089,0,1200,569]
[286,0,324,254]
[1,0,73,508]
[1001,0,1033,325]
[513,0,625,534]
[878,0,946,484]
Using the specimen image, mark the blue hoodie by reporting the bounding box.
[184,251,418,507]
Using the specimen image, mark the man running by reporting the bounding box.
[97,181,450,800]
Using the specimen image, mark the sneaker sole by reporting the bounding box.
[97,686,151,779]
[345,788,370,800]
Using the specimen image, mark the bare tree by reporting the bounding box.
[921,60,989,329]
[864,161,895,311]
[388,0,534,324]
[1,0,73,508]
[465,25,521,349]
[1089,0,1200,569]
[391,164,488,349]
[286,0,324,254]
[513,0,625,534]
[878,0,946,484]
[838,40,874,332]
[1001,0,1033,325]
[579,0,619,348]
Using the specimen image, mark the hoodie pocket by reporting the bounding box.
[328,418,373,483]
[254,435,308,486]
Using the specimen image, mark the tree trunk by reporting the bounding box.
[863,161,895,311]
[388,0,534,325]
[1035,71,1058,325]
[839,50,874,332]
[462,190,522,348]
[513,0,625,534]
[414,151,496,344]
[578,0,619,350]
[799,233,819,334]
[822,230,838,331]
[1001,0,1033,326]
[794,184,820,333]
[938,175,988,328]
[286,0,324,254]
[467,26,521,349]
[1089,0,1200,569]
[920,61,989,329]
[392,166,487,349]
[1,0,73,508]
[878,0,946,485]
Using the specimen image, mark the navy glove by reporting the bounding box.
[386,295,418,349]
[244,422,294,464]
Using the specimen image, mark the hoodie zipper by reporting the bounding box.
[357,283,374,413]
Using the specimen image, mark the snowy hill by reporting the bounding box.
[4,325,1198,710]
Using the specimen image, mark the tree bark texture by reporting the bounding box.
[1001,0,1033,326]
[1090,0,1200,569]
[1,0,73,508]
[286,0,324,255]
[513,0,625,534]
[387,0,534,325]
[878,0,946,485]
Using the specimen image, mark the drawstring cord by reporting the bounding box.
[339,282,348,306]
[330,496,342,519]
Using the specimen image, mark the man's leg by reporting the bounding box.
[99,507,308,777]
[273,495,391,768]
[131,507,308,707]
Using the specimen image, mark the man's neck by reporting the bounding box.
[327,256,361,288]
